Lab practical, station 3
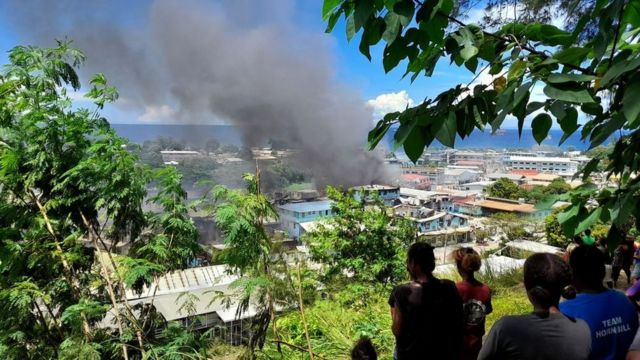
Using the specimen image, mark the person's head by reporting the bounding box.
[407,242,435,280]
[585,229,592,237]
[453,247,482,278]
[524,253,573,310]
[351,337,377,360]
[573,235,582,245]
[569,245,606,292]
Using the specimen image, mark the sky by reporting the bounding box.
[0,0,531,129]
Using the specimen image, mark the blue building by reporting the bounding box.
[278,200,334,238]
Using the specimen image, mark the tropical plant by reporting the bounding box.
[0,42,204,359]
[324,0,640,245]
[305,187,417,284]
[487,178,524,199]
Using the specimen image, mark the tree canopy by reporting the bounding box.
[324,0,640,242]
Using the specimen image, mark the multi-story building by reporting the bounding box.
[504,156,579,175]
[278,200,334,238]
[352,185,400,205]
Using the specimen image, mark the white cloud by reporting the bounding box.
[138,104,177,123]
[366,91,415,119]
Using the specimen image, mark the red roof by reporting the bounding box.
[511,169,540,176]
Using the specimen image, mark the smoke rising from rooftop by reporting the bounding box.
[4,0,389,188]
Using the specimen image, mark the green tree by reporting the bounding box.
[487,178,524,199]
[544,177,571,195]
[205,173,295,358]
[0,43,205,359]
[325,0,640,244]
[545,207,571,247]
[305,187,417,284]
[204,138,220,153]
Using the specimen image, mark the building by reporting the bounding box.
[399,173,431,190]
[352,185,400,205]
[462,180,495,194]
[504,156,579,175]
[111,265,254,345]
[399,188,450,211]
[160,150,200,164]
[476,198,537,217]
[278,200,334,238]
[443,168,481,185]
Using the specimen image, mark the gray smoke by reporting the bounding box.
[3,0,389,188]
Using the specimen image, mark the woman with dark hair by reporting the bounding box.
[453,247,492,360]
[478,253,591,360]
[389,242,464,360]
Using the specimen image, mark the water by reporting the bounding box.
[111,123,607,151]
[384,127,610,151]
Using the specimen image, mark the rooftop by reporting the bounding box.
[508,156,576,163]
[477,199,536,213]
[159,150,200,155]
[278,200,332,213]
[353,184,399,191]
[400,188,448,200]
[506,240,563,254]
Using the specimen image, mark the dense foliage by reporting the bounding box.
[305,187,417,284]
[325,0,640,244]
[0,43,203,359]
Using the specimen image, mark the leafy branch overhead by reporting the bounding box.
[325,0,640,241]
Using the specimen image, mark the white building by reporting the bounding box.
[505,156,579,175]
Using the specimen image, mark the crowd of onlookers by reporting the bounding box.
[350,230,640,360]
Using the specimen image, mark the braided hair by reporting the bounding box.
[524,253,574,310]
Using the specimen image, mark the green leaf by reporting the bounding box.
[322,0,342,19]
[382,12,402,43]
[580,158,600,180]
[547,73,596,83]
[575,207,603,234]
[435,112,456,147]
[543,83,595,103]
[622,78,640,126]
[508,60,527,81]
[394,0,415,26]
[531,113,552,144]
[552,47,590,65]
[526,101,545,115]
[403,127,426,162]
[393,122,416,149]
[557,204,579,224]
[346,15,356,41]
[354,1,374,31]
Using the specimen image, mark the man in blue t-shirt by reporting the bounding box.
[560,245,639,360]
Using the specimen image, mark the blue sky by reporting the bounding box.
[0,0,509,127]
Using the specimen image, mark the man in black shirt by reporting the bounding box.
[389,242,464,360]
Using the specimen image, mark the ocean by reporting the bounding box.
[111,123,604,151]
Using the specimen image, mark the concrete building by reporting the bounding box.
[505,156,579,175]
[278,200,334,238]
[352,185,400,205]
[160,150,200,164]
[443,168,481,185]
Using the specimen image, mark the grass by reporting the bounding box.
[252,268,531,360]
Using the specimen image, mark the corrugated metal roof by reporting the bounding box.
[278,200,332,213]
[477,200,536,213]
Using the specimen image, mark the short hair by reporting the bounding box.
[585,229,592,236]
[570,245,606,286]
[351,337,377,360]
[453,247,482,273]
[524,253,573,308]
[408,242,436,274]
[573,235,582,244]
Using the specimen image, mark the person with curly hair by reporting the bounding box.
[453,247,492,360]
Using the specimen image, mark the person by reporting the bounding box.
[560,245,639,360]
[627,328,640,360]
[631,241,640,283]
[351,337,377,360]
[583,229,596,246]
[389,242,463,360]
[596,238,615,288]
[566,235,583,259]
[613,243,630,287]
[453,247,492,360]
[478,253,591,360]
